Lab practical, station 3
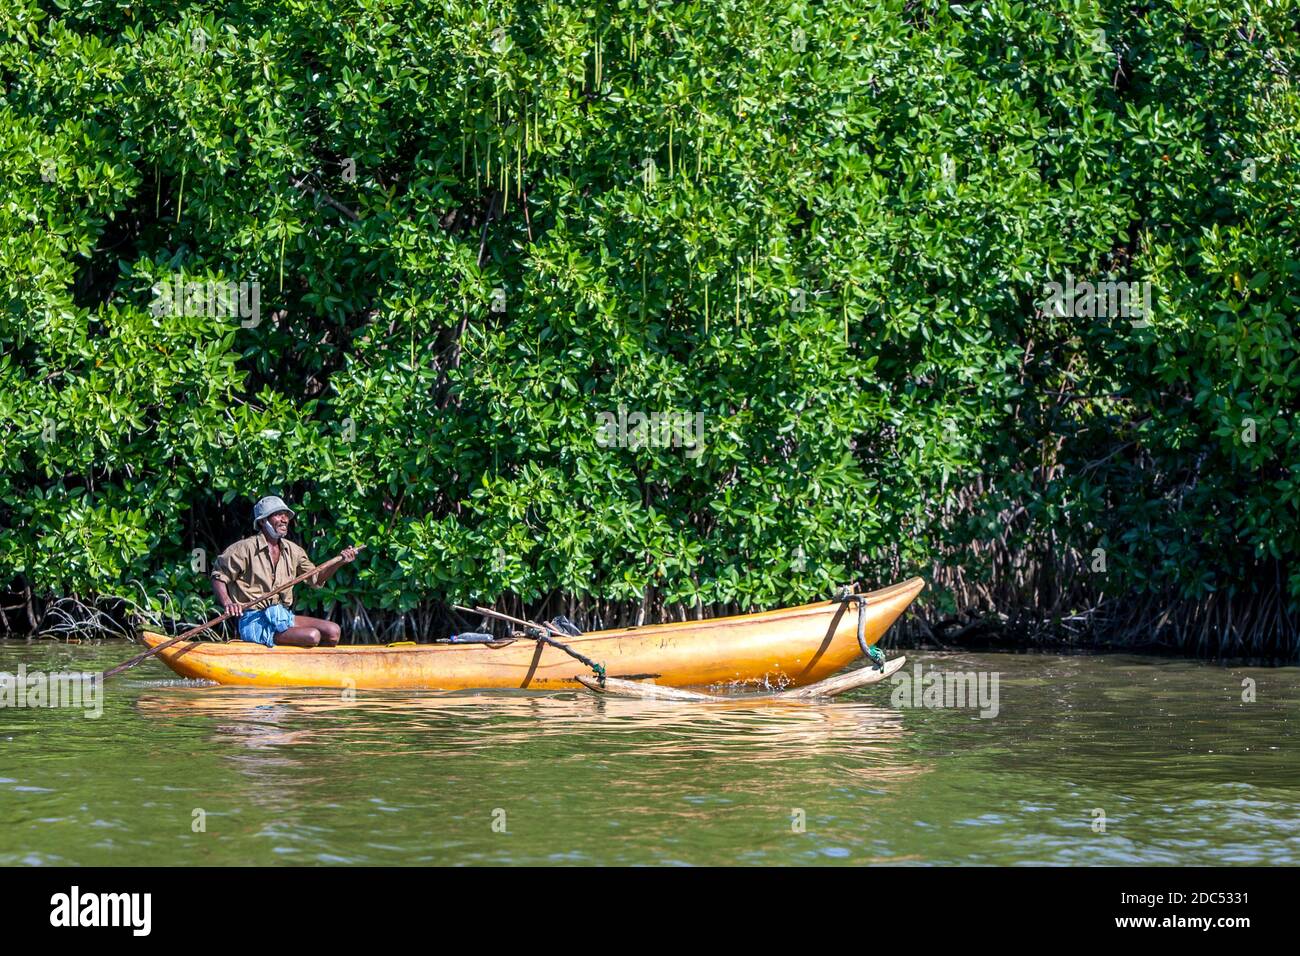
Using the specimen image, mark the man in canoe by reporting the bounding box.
[210,495,357,648]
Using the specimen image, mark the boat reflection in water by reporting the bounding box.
[132,682,930,863]
[134,683,925,779]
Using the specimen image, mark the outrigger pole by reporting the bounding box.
[454,604,607,685]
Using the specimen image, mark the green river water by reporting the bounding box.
[2,641,1297,866]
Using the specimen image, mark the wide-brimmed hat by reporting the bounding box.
[252,495,295,530]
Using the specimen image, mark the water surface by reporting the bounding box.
[2,641,1297,865]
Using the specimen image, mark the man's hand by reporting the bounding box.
[213,579,243,618]
[340,545,358,563]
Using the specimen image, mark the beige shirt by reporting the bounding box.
[210,535,320,611]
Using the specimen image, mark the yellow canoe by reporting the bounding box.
[140,577,925,690]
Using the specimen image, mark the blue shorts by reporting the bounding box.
[238,604,295,647]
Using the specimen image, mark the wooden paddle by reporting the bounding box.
[101,544,365,681]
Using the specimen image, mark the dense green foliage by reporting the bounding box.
[1,1,1297,651]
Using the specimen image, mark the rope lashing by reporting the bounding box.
[526,625,607,686]
[848,593,885,671]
